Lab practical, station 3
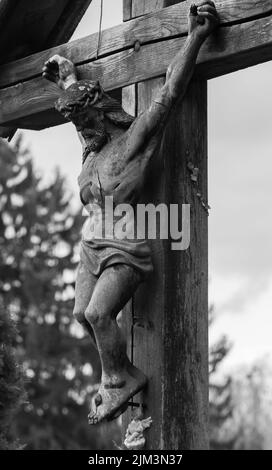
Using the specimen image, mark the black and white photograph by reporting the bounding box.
[0,0,272,455]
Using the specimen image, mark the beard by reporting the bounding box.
[79,114,110,163]
[55,80,134,163]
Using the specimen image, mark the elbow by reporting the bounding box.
[168,83,182,102]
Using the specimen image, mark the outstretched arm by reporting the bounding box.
[132,1,219,143]
[163,1,218,103]
[42,55,87,150]
[42,2,218,154]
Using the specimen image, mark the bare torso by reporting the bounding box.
[78,112,164,209]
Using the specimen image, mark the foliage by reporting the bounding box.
[0,137,120,449]
[0,303,25,450]
[209,308,236,450]
[209,308,272,450]
[231,361,272,450]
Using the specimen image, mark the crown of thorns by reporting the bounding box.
[55,80,134,128]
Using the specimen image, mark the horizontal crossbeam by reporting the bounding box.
[0,0,272,129]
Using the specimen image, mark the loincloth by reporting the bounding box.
[80,238,154,280]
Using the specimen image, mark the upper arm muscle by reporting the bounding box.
[126,84,172,154]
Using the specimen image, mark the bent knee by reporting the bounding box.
[85,306,109,327]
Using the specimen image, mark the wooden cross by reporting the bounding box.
[1,0,272,449]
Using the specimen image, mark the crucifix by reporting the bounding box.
[42,0,218,431]
[1,0,272,450]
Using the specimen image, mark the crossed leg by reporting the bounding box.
[85,264,147,424]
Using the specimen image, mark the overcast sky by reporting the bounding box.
[22,0,272,373]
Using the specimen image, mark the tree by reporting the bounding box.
[209,309,272,450]
[231,361,272,450]
[0,137,119,449]
[209,308,236,450]
[0,302,25,450]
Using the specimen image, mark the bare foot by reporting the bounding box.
[42,54,78,90]
[127,362,147,382]
[88,369,147,425]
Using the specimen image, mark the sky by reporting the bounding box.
[22,0,272,373]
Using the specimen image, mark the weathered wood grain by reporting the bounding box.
[0,0,271,88]
[132,0,272,20]
[121,79,137,441]
[121,2,138,440]
[120,83,137,421]
[0,0,93,65]
[121,0,209,451]
[130,77,169,450]
[161,79,209,449]
[121,0,167,449]
[132,0,166,17]
[44,0,93,48]
[0,0,68,64]
[0,0,93,134]
[1,13,272,129]
[122,76,167,448]
[123,0,132,22]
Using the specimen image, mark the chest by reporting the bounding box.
[79,134,146,193]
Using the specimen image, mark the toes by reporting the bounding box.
[88,412,99,425]
[88,393,103,425]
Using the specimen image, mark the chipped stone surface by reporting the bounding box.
[124,416,153,450]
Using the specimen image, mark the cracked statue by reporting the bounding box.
[42,2,219,424]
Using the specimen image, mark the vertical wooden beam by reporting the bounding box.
[161,80,209,449]
[132,0,164,17]
[123,0,132,22]
[122,0,209,450]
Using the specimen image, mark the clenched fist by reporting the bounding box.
[189,1,219,41]
[42,54,78,90]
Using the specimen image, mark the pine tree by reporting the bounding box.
[0,137,119,449]
[209,308,236,450]
[0,302,25,450]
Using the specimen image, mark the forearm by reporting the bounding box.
[138,30,205,141]
[165,31,204,102]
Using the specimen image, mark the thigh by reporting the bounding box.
[74,259,98,314]
[87,264,141,318]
